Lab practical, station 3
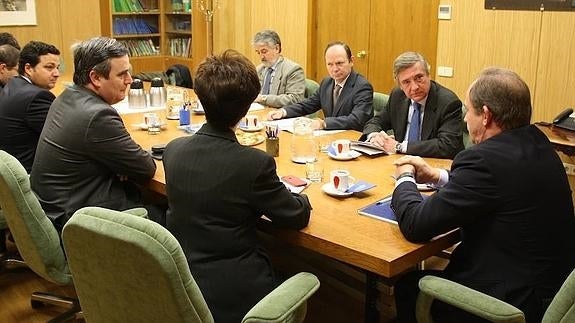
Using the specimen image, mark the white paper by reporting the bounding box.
[249,102,265,111]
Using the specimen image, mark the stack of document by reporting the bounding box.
[350,141,390,156]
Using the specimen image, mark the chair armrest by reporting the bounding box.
[242,272,320,323]
[416,275,525,323]
[122,208,148,219]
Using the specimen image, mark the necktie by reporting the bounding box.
[407,102,421,142]
[333,84,342,107]
[261,68,273,95]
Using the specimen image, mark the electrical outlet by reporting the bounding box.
[563,163,575,176]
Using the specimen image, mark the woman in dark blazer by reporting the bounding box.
[163,50,312,323]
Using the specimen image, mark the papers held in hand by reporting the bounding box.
[350,141,390,156]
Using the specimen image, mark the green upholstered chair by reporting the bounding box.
[415,269,575,323]
[304,78,319,98]
[0,209,6,256]
[62,206,321,323]
[373,91,390,117]
[0,150,81,321]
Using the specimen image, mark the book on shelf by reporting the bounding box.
[168,37,191,58]
[113,17,158,35]
[114,0,148,12]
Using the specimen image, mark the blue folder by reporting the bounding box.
[358,194,429,224]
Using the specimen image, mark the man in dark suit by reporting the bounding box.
[362,52,463,159]
[267,41,373,131]
[31,37,157,232]
[163,50,312,323]
[392,67,575,322]
[0,41,60,172]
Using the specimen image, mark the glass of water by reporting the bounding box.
[305,159,324,182]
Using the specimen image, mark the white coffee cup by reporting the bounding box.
[244,114,259,128]
[330,169,350,192]
[332,139,351,156]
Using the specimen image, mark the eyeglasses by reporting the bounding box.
[399,73,427,88]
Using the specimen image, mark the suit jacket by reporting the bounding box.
[256,56,305,107]
[362,81,463,159]
[284,70,373,131]
[30,85,156,231]
[163,123,311,323]
[392,125,575,322]
[0,76,55,172]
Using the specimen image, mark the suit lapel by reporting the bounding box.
[421,82,438,140]
[396,98,411,141]
[270,57,284,95]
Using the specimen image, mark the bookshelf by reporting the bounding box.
[100,0,206,74]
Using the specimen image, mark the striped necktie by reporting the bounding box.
[333,84,342,107]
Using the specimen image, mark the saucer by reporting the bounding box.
[192,108,205,115]
[235,132,265,146]
[327,150,361,161]
[239,125,264,132]
[321,183,353,197]
[133,123,168,131]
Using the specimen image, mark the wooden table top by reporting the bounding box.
[536,123,575,156]
[122,105,459,278]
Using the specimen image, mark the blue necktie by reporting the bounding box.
[407,102,421,142]
[261,68,273,95]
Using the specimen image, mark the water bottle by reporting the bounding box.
[291,117,317,163]
[149,77,167,108]
[128,79,147,109]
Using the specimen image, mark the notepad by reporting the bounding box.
[358,194,429,224]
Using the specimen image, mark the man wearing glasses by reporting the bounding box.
[361,51,464,159]
[252,30,305,108]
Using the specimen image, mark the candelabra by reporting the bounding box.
[197,0,219,55]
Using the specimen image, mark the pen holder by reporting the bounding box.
[266,137,279,157]
[179,108,190,126]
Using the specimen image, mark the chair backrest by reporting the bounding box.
[373,92,389,116]
[0,150,71,285]
[166,64,193,89]
[304,78,319,98]
[62,206,214,323]
[542,268,575,323]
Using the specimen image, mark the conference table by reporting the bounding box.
[121,102,459,322]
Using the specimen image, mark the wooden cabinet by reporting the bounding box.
[310,0,439,93]
[99,0,206,74]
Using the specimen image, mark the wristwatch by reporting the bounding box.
[395,142,402,153]
[261,95,268,103]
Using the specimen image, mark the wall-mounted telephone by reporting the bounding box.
[553,108,575,131]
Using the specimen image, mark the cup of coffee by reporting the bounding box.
[332,139,351,156]
[330,169,351,192]
[244,114,259,128]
